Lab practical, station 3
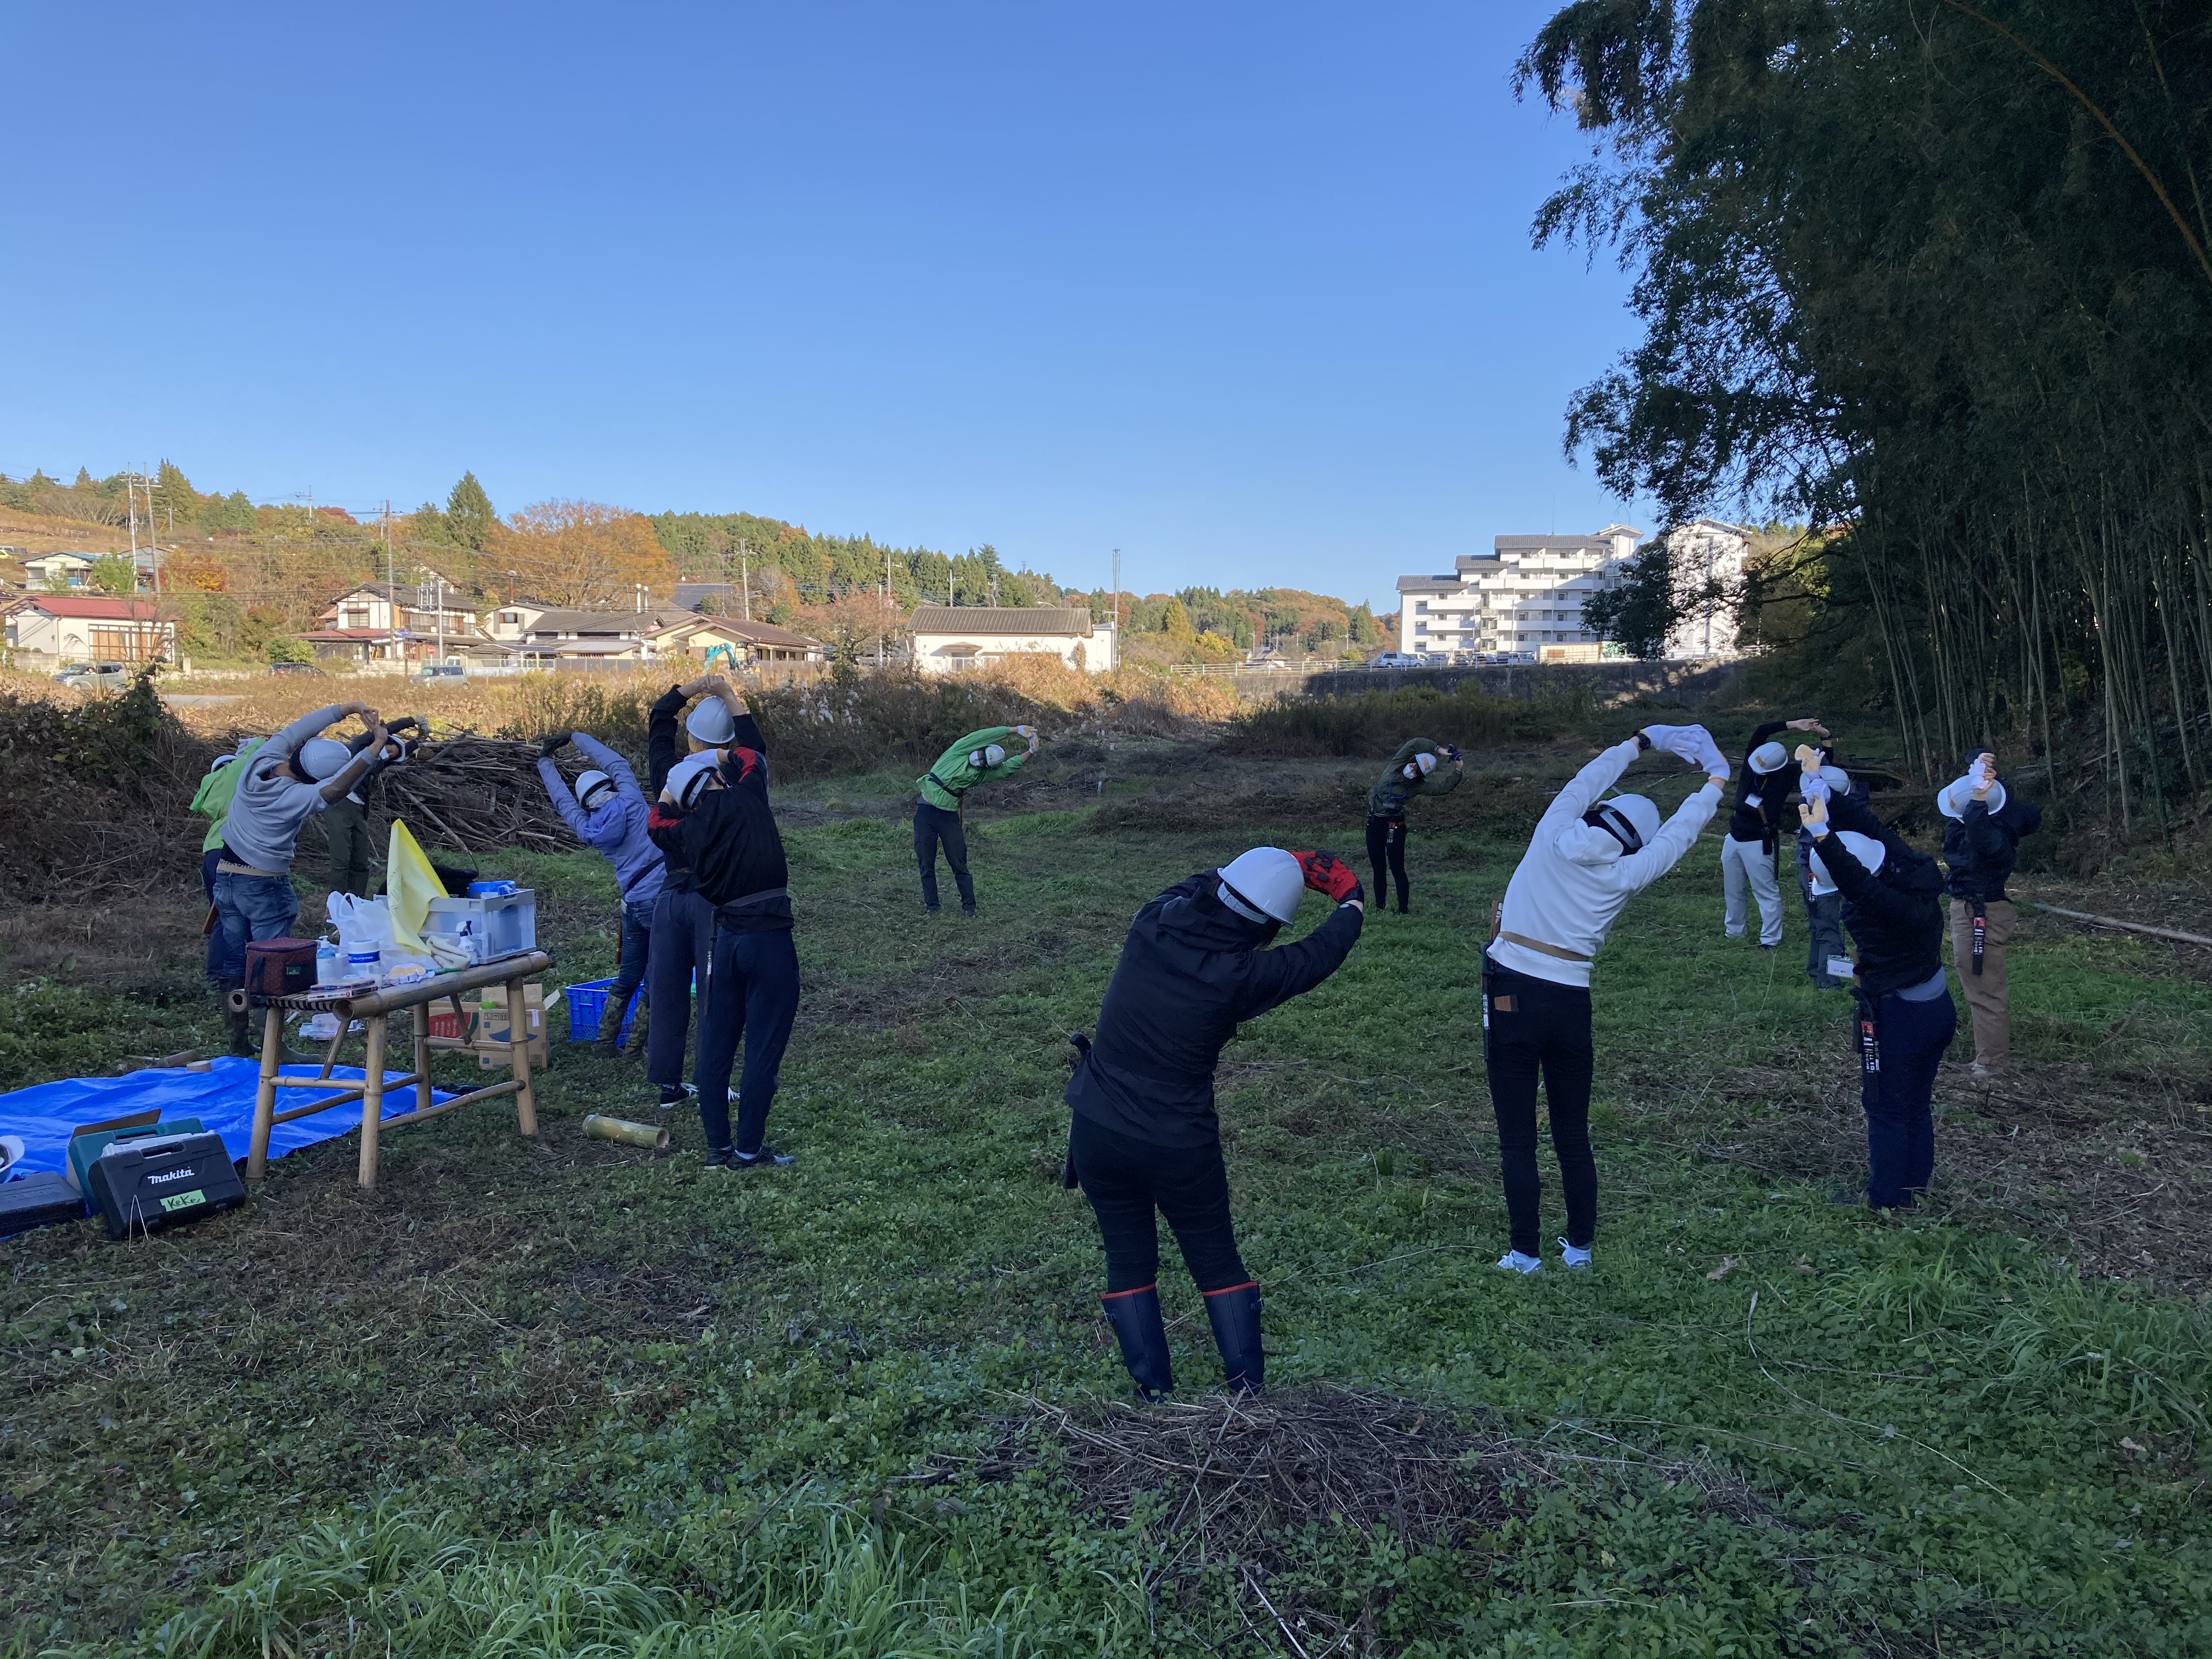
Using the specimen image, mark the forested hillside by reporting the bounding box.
[1525,0,2212,849]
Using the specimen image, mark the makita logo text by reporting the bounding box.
[146,1167,198,1184]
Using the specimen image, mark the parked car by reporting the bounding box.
[269,661,329,677]
[418,662,467,681]
[55,661,131,690]
[1367,651,1422,668]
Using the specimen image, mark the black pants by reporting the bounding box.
[1365,815,1408,912]
[645,888,714,1088]
[1859,986,1956,1209]
[696,926,802,1155]
[1482,955,1596,1255]
[914,800,975,912]
[1070,1113,1249,1294]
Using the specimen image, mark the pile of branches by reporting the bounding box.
[374,735,584,855]
[974,1388,1523,1649]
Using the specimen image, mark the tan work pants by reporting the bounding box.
[1948,899,2013,1068]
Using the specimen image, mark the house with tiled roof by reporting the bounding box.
[907,605,1115,675]
[3,594,176,668]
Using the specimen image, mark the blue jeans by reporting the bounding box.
[696,927,800,1155]
[603,896,655,1043]
[646,888,714,1087]
[1860,987,1957,1209]
[212,869,300,982]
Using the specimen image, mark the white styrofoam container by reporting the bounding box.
[422,889,537,963]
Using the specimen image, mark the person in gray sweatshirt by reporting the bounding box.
[213,701,389,1051]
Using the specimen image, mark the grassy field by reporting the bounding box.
[3,733,2209,1656]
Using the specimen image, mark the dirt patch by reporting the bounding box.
[1688,1058,2212,1296]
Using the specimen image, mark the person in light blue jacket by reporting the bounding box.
[539,732,665,1054]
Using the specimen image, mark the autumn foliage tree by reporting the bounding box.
[487,501,676,610]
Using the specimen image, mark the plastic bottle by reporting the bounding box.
[315,939,340,986]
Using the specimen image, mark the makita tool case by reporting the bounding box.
[87,1132,245,1241]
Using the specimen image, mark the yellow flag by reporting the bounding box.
[386,819,445,950]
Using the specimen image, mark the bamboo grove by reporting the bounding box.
[1523,1,2212,833]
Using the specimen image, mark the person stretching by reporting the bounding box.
[1068,847,1365,1398]
[539,730,666,1056]
[190,739,263,983]
[1364,739,1464,914]
[1722,718,1829,949]
[1484,724,1728,1273]
[1937,752,2040,1081]
[1802,769,1954,1209]
[1795,761,1859,989]
[213,703,389,1053]
[642,675,753,1107]
[648,718,799,1170]
[913,725,1037,914]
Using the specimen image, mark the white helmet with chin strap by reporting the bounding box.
[1216,847,1303,925]
[1807,829,1885,896]
[1585,793,1661,855]
[574,769,617,810]
[1749,741,1789,775]
[296,738,352,781]
[1404,751,1437,779]
[970,743,1008,769]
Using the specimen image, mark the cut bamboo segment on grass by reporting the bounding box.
[2023,900,2212,949]
[583,1115,670,1151]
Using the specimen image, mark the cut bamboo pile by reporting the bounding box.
[373,735,586,854]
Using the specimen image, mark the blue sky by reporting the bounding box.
[0,2,1650,612]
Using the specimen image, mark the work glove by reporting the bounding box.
[1692,730,1730,778]
[538,733,572,758]
[1441,744,1462,763]
[1802,795,1831,837]
[1799,769,1833,807]
[1641,723,1700,760]
[1291,850,1361,904]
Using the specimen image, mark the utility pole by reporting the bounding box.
[436,573,447,666]
[383,500,396,670]
[878,546,888,669]
[1111,547,1122,670]
[739,539,752,622]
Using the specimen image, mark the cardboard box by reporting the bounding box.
[421,981,552,1069]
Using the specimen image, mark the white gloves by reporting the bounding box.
[1693,731,1730,778]
[1799,770,1832,807]
[1644,724,1728,777]
[1802,795,1831,837]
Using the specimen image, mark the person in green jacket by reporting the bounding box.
[1365,738,1463,914]
[190,738,264,980]
[914,724,1038,913]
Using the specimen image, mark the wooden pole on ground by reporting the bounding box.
[2024,900,2212,949]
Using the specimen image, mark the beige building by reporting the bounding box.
[1396,526,1641,658]
[307,579,482,667]
[647,614,825,667]
[3,595,176,667]
[1661,519,1754,659]
[907,605,1115,674]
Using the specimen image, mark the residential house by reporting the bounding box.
[22,552,95,591]
[306,579,483,667]
[1395,526,1641,658]
[4,595,176,668]
[907,605,1115,675]
[647,614,825,667]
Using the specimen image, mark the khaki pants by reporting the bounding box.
[1948,898,2013,1068]
[322,795,377,899]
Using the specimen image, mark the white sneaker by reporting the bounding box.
[1558,1237,1592,1269]
[1969,1059,1993,1082]
[1496,1250,1543,1275]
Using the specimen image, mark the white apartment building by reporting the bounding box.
[1661,518,1753,659]
[1395,526,1641,658]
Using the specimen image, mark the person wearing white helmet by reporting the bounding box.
[1794,759,1858,988]
[1801,766,1955,1210]
[1937,749,2041,1079]
[1721,718,1831,950]
[912,724,1039,915]
[212,702,389,1052]
[1364,738,1464,915]
[1483,723,1729,1274]
[537,729,667,1056]
[640,674,756,1107]
[1066,845,1365,1400]
[189,738,265,981]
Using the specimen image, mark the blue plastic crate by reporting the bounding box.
[562,979,642,1048]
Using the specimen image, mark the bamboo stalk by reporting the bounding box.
[2023,900,2212,949]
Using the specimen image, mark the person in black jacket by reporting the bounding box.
[642,675,760,1114]
[1067,845,1365,1398]
[1938,752,2042,1079]
[1722,717,1830,949]
[1802,780,1956,1210]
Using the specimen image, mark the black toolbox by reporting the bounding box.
[87,1132,245,1240]
[0,1172,86,1238]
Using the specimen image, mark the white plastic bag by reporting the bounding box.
[326,894,392,980]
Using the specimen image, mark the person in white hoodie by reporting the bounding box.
[1484,724,1729,1273]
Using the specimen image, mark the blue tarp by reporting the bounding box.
[0,1058,454,1178]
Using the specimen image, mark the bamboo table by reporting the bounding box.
[236,950,554,1189]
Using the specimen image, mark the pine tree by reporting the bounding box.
[446,473,495,551]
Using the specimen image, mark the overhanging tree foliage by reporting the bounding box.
[1522,0,2212,828]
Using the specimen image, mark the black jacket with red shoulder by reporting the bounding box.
[646,706,788,929]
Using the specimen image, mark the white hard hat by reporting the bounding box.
[970,743,1008,769]
[297,738,351,781]
[1815,764,1852,794]
[665,752,720,808]
[1589,793,1661,854]
[1938,774,2006,819]
[1216,847,1304,925]
[1409,752,1438,777]
[1750,741,1788,774]
[686,699,737,746]
[575,769,616,810]
[1808,829,1886,894]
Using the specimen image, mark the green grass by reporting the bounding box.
[4,761,2210,1655]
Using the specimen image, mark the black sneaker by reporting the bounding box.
[961,905,978,918]
[702,1146,736,1169]
[730,1146,795,1168]
[657,1084,697,1109]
